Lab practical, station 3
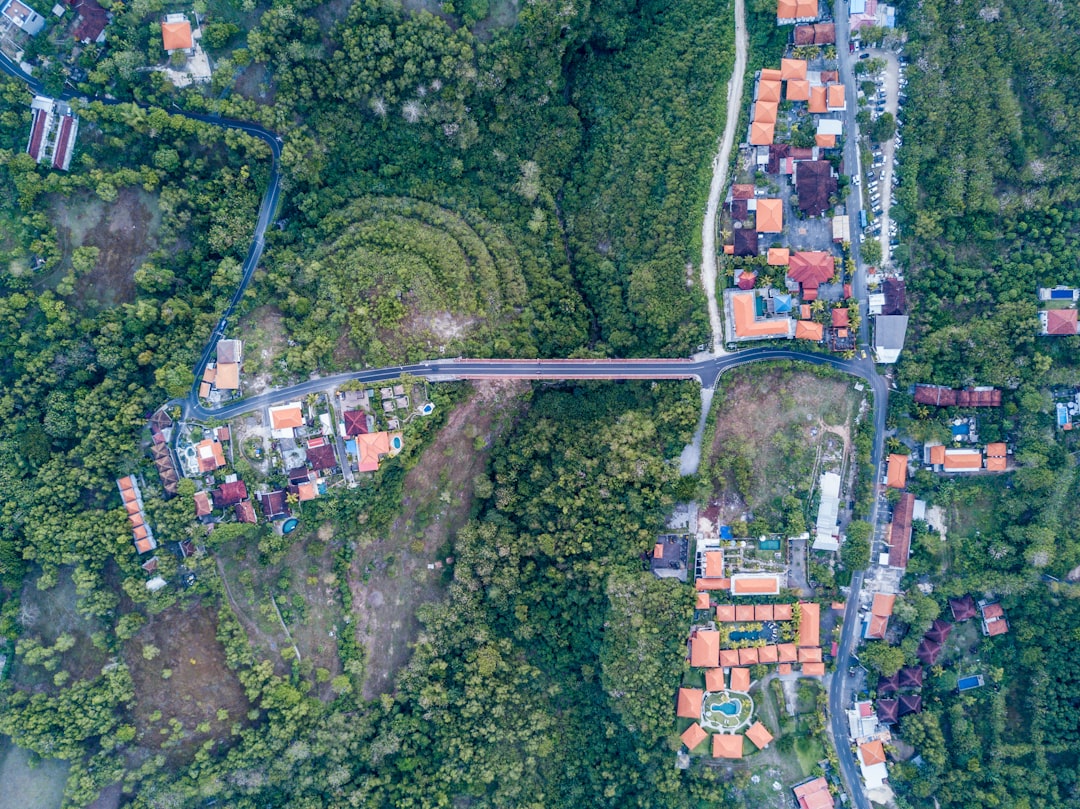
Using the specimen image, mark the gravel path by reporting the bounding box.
[699,0,748,355]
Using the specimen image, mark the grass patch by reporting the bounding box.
[794,734,825,777]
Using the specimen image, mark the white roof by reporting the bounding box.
[814,472,842,549]
[817,118,843,136]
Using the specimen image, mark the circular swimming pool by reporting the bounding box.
[282,518,299,534]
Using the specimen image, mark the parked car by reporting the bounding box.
[860,52,870,59]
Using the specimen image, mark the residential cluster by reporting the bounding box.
[1037,285,1080,336]
[199,339,242,401]
[901,383,1013,474]
[25,95,78,171]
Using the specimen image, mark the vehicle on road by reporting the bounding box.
[860,52,870,59]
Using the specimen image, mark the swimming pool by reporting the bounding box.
[282,518,299,534]
[715,701,739,716]
[957,675,984,692]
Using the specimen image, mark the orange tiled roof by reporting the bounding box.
[758,644,779,663]
[929,444,946,465]
[798,646,823,663]
[135,537,155,554]
[872,593,896,616]
[799,602,820,647]
[681,722,708,751]
[759,79,782,103]
[943,449,982,470]
[768,247,790,265]
[827,84,845,109]
[756,199,784,232]
[815,133,836,148]
[795,320,824,341]
[746,721,774,749]
[987,618,1009,636]
[696,592,711,610]
[788,79,811,102]
[719,649,741,667]
[886,453,908,489]
[705,550,724,578]
[751,120,775,145]
[716,604,736,622]
[696,577,731,590]
[677,688,704,719]
[691,630,720,668]
[986,443,1007,471]
[859,740,886,766]
[215,362,239,390]
[297,481,318,501]
[794,776,835,809]
[773,603,793,621]
[738,647,760,665]
[754,604,775,621]
[732,574,783,594]
[713,733,744,759]
[778,662,793,676]
[777,0,797,19]
[809,86,828,114]
[732,292,791,339]
[865,613,889,639]
[796,0,818,16]
[735,604,755,622]
[729,667,751,691]
[754,100,778,124]
[161,19,193,51]
[986,455,1006,471]
[705,668,725,691]
[269,404,304,430]
[802,662,826,676]
[777,643,799,662]
[760,68,783,82]
[124,500,141,516]
[781,58,808,81]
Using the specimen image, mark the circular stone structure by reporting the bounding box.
[700,690,754,732]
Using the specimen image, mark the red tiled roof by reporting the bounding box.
[982,603,1004,620]
[716,604,736,622]
[713,733,743,759]
[886,453,907,489]
[788,251,834,290]
[234,501,257,524]
[949,596,977,621]
[795,160,837,216]
[798,602,820,647]
[677,688,704,719]
[343,409,369,436]
[1045,308,1078,335]
[831,307,850,328]
[773,603,793,621]
[306,442,337,471]
[732,183,755,199]
[888,492,914,569]
[212,480,248,508]
[691,630,720,668]
[681,722,708,751]
[729,667,751,691]
[27,109,46,160]
[52,115,73,170]
[794,776,835,809]
[705,668,725,691]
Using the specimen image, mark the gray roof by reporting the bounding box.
[875,315,909,349]
[217,339,242,364]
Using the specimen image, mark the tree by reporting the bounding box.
[841,521,872,570]
[862,238,882,266]
[870,112,896,144]
[859,640,905,676]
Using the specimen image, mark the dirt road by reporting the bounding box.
[699,0,748,354]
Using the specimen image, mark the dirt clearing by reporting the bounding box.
[125,600,250,767]
[706,365,861,524]
[351,379,529,699]
[236,305,287,396]
[51,188,161,309]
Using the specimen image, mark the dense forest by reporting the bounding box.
[887,0,1080,806]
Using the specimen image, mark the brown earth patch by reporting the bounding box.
[236,304,287,395]
[51,188,160,309]
[351,379,529,698]
[124,599,250,767]
[234,62,275,105]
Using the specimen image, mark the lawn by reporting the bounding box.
[706,364,862,527]
[793,734,825,776]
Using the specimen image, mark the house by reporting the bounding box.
[916,637,942,666]
[195,438,226,473]
[883,278,906,314]
[777,0,818,23]
[297,480,320,502]
[148,409,173,445]
[925,619,952,644]
[2,0,45,34]
[729,290,793,340]
[652,534,688,581]
[985,442,1007,472]
[193,490,212,518]
[234,500,257,524]
[26,96,78,171]
[343,410,369,437]
[26,97,52,162]
[949,595,977,622]
[832,214,849,242]
[874,315,908,363]
[848,700,878,740]
[680,722,708,751]
[215,361,239,391]
[788,251,834,300]
[796,320,824,341]
[258,489,289,520]
[885,453,908,489]
[676,687,704,719]
[67,0,108,43]
[816,133,836,148]
[50,108,78,171]
[715,604,736,622]
[212,480,248,508]
[898,666,923,689]
[161,13,192,53]
[798,601,820,647]
[690,629,720,668]
[754,99,778,124]
[943,448,982,471]
[793,776,835,809]
[1040,309,1078,336]
[887,492,914,570]
[739,647,760,665]
[809,85,828,114]
[756,198,784,232]
[831,307,850,329]
[898,693,922,715]
[813,471,841,550]
[980,602,1009,636]
[794,22,835,44]
[750,120,775,145]
[826,83,846,110]
[913,384,1002,407]
[758,78,782,103]
[730,574,782,596]
[705,667,725,691]
[356,431,403,472]
[712,733,744,759]
[733,227,759,257]
[269,402,305,438]
[857,740,888,789]
[876,698,899,724]
[729,667,751,692]
[767,247,790,265]
[151,442,180,496]
[305,437,337,472]
[118,477,157,554]
[864,593,894,639]
[788,78,811,101]
[795,160,837,217]
[781,58,808,81]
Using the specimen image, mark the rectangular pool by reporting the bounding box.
[957,674,984,692]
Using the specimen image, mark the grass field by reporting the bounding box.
[707,364,861,526]
[351,379,529,698]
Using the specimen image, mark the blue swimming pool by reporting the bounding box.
[957,675,984,692]
[282,518,299,534]
[716,701,739,716]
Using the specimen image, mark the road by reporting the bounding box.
[699,0,748,353]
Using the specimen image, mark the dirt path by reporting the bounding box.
[679,387,714,475]
[699,0,748,354]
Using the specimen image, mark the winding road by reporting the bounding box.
[4,32,884,807]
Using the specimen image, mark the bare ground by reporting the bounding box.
[351,379,529,698]
[236,304,287,395]
[708,367,858,519]
[124,600,251,767]
[51,187,161,309]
